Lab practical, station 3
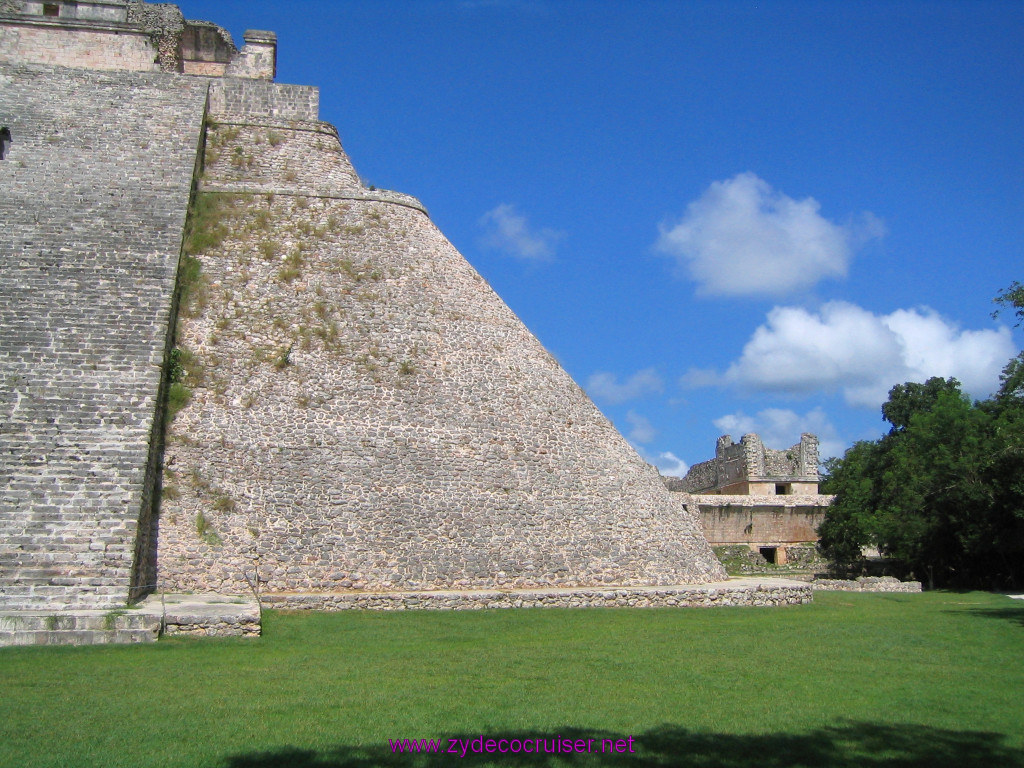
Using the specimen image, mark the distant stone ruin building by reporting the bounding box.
[665,434,832,565]
[1,1,817,637]
[675,433,821,496]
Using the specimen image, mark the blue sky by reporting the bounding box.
[177,0,1023,475]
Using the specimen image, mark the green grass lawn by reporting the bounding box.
[1,591,1022,768]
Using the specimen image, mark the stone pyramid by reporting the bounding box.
[157,85,727,595]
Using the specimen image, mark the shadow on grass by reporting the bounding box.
[225,722,1024,768]
[953,602,1024,628]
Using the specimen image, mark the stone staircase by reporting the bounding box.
[0,520,134,611]
[0,594,261,646]
[0,607,161,647]
[0,65,210,613]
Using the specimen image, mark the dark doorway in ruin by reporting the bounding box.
[775,483,790,495]
[43,3,60,16]
[0,128,11,160]
[759,546,778,564]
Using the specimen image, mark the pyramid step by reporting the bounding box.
[0,628,158,647]
[0,608,161,646]
[0,595,260,645]
[0,612,160,632]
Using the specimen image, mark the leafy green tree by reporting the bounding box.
[993,279,1024,326]
[881,377,962,432]
[820,283,1024,588]
[818,441,888,569]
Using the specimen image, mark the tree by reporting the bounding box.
[820,283,1024,588]
[881,377,961,432]
[818,441,888,569]
[993,280,1024,326]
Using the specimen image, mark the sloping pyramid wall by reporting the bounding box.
[0,64,209,609]
[157,84,726,595]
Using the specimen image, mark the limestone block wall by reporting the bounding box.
[201,119,362,197]
[156,113,726,595]
[693,495,833,546]
[679,457,716,493]
[208,79,318,122]
[0,64,209,609]
[0,18,159,71]
[21,1,128,22]
[680,433,820,494]
[224,30,276,81]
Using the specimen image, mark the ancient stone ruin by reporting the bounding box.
[664,434,832,566]
[1,1,813,642]
[675,433,821,496]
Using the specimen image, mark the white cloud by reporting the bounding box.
[713,407,845,461]
[625,410,657,444]
[479,203,564,260]
[715,301,1016,407]
[633,446,689,478]
[651,450,689,478]
[656,172,883,296]
[586,368,664,404]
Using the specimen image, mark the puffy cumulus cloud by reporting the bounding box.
[713,407,845,461]
[656,172,884,296]
[479,203,564,260]
[586,367,664,404]
[625,410,657,444]
[719,301,1016,407]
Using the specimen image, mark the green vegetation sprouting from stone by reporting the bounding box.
[179,192,241,319]
[167,347,186,384]
[176,254,204,318]
[278,247,304,282]
[183,192,241,261]
[212,495,236,512]
[166,382,190,422]
[102,610,126,631]
[273,344,293,370]
[258,239,278,260]
[194,511,221,546]
[230,145,253,169]
[166,346,200,422]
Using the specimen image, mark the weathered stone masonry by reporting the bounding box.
[2,1,738,617]
[678,433,821,496]
[0,63,208,609]
[156,79,727,595]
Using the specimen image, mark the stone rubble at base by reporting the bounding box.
[811,576,922,593]
[260,579,813,611]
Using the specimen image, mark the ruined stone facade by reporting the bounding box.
[0,1,269,79]
[1,1,728,613]
[664,434,832,564]
[675,433,821,496]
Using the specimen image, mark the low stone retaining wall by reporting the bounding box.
[261,578,812,611]
[155,593,261,637]
[811,576,922,593]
